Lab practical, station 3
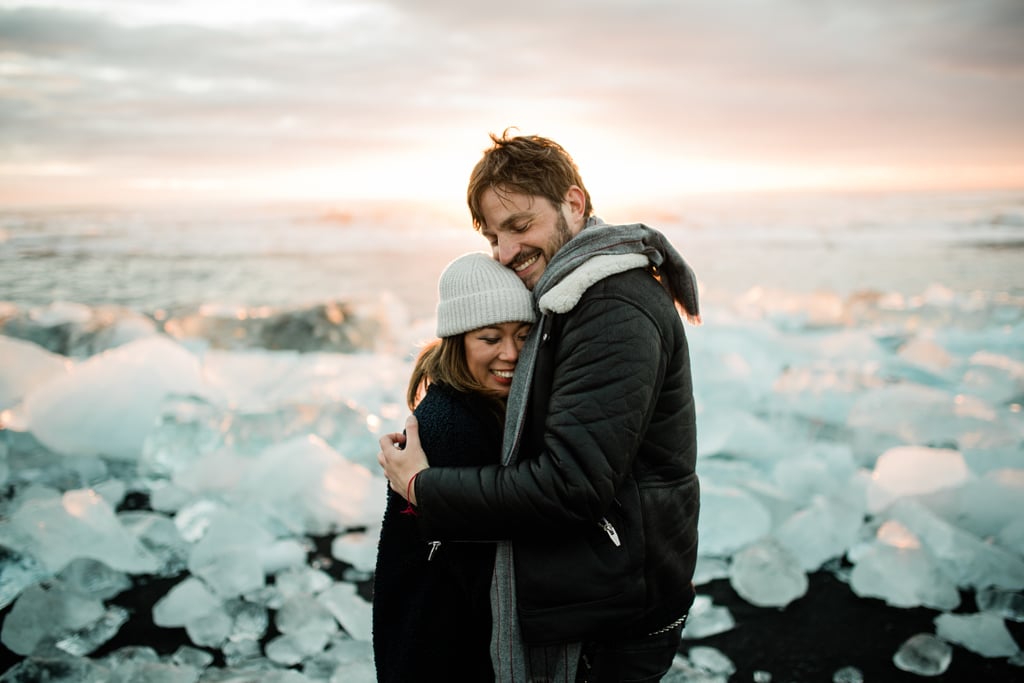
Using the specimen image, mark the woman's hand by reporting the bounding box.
[377,414,429,504]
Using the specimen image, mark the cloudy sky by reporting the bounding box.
[1,0,1023,208]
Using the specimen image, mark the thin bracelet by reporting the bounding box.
[401,471,421,516]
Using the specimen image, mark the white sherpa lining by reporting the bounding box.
[538,253,649,314]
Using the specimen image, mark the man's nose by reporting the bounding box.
[495,236,519,266]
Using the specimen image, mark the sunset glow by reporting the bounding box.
[1,0,1022,207]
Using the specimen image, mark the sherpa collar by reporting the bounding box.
[532,217,702,325]
[537,253,648,314]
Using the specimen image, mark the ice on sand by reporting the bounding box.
[893,633,953,677]
[696,485,772,557]
[152,576,220,628]
[848,521,961,610]
[1,582,106,655]
[728,537,808,608]
[681,595,736,640]
[0,487,160,574]
[934,612,1021,658]
[866,445,969,513]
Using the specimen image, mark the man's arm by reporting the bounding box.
[384,291,666,540]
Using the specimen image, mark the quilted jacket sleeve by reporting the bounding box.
[415,272,672,540]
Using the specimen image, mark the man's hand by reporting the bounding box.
[377,415,429,504]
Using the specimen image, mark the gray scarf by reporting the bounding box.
[489,218,700,682]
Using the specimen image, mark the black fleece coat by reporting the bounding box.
[372,382,502,682]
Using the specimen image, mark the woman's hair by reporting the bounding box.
[467,128,593,231]
[406,335,506,418]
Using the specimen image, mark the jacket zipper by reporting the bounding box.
[427,541,441,561]
[598,517,621,547]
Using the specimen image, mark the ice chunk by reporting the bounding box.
[934,611,1021,658]
[831,666,863,683]
[893,633,952,676]
[331,531,379,574]
[0,652,112,681]
[56,558,131,600]
[976,587,1024,622]
[729,537,808,608]
[237,435,388,534]
[959,350,1024,405]
[221,636,264,669]
[741,478,803,528]
[266,630,331,666]
[771,442,861,506]
[21,336,207,460]
[775,495,864,571]
[887,499,1024,590]
[274,565,334,600]
[0,336,69,410]
[1,582,105,655]
[119,510,190,577]
[771,359,885,426]
[140,395,224,478]
[260,538,308,575]
[848,384,988,459]
[55,604,129,655]
[680,595,736,640]
[663,654,729,683]
[848,527,961,610]
[697,485,772,557]
[688,319,790,412]
[692,556,730,586]
[696,409,790,462]
[173,499,227,543]
[99,645,200,683]
[302,635,375,681]
[184,604,232,648]
[277,594,338,639]
[170,645,215,670]
[2,302,158,358]
[318,581,372,642]
[0,487,160,574]
[267,594,337,667]
[152,576,221,628]
[897,334,957,373]
[920,468,1024,544]
[187,509,274,597]
[867,446,969,513]
[0,546,50,611]
[687,645,736,676]
[223,598,270,642]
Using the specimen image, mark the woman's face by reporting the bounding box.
[463,321,532,397]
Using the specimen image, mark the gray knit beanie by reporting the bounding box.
[436,252,536,337]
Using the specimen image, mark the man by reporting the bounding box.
[379,130,701,682]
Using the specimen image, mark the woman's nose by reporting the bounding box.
[498,338,519,361]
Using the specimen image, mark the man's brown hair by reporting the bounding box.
[467,128,593,231]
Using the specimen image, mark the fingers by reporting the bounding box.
[403,414,420,451]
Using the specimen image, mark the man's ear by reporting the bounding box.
[564,185,587,228]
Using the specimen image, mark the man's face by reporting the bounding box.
[478,187,583,290]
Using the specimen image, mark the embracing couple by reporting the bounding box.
[373,130,702,683]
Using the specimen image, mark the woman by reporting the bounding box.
[372,252,535,683]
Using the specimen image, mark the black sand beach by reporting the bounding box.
[690,572,1024,682]
[3,563,1022,681]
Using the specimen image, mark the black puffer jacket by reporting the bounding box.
[372,382,501,682]
[416,258,700,642]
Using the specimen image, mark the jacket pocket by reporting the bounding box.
[513,478,646,644]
